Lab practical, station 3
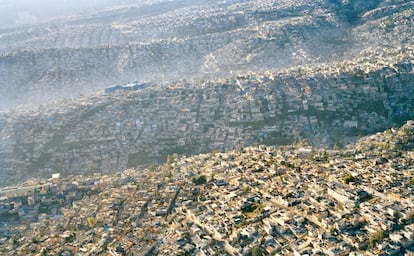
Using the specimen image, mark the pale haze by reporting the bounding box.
[0,0,139,28]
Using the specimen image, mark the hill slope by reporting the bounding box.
[0,55,413,186]
[0,0,413,109]
[1,121,413,255]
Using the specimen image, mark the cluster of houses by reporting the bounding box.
[0,57,413,187]
[104,83,151,94]
[0,61,413,187]
[1,120,413,255]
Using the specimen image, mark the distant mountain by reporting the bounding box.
[0,0,152,29]
[0,0,413,110]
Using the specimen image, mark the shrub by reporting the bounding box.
[252,246,263,256]
[192,175,207,185]
[343,173,355,184]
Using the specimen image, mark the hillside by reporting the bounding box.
[0,55,413,186]
[1,121,413,255]
[1,0,413,109]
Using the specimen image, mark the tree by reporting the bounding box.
[242,185,250,194]
[192,175,207,185]
[87,216,97,228]
[368,230,384,249]
[252,246,263,256]
[343,173,355,184]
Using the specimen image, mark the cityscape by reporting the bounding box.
[1,0,414,255]
[1,120,413,255]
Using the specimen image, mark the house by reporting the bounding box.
[122,83,140,91]
[105,85,122,94]
[344,121,358,128]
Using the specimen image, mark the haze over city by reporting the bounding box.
[0,0,154,28]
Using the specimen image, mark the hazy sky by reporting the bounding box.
[0,0,132,28]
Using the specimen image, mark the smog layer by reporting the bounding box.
[1,0,413,109]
